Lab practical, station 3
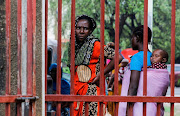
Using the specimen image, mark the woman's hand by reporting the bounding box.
[107,42,115,49]
[90,72,100,86]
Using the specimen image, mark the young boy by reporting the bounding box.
[148,49,168,69]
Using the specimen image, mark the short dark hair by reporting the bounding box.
[160,49,169,63]
[75,15,97,32]
[133,25,152,43]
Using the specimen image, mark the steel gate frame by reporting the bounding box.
[1,0,178,116]
[45,0,180,116]
[0,0,38,115]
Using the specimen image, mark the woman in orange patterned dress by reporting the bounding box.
[68,15,123,116]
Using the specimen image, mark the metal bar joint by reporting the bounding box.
[16,96,39,102]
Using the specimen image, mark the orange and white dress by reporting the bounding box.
[73,38,115,116]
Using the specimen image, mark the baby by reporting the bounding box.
[148,49,168,69]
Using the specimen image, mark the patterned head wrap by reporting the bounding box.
[68,15,99,67]
[75,15,97,32]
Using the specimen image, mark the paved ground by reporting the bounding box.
[106,104,180,116]
[164,103,180,116]
[166,86,180,96]
[164,87,180,116]
[106,87,180,116]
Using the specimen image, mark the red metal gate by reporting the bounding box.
[0,0,38,115]
[2,0,179,116]
[45,0,180,116]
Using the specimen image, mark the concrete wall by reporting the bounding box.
[36,0,43,115]
[0,0,6,95]
[0,0,7,115]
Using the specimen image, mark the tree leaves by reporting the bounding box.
[49,0,180,64]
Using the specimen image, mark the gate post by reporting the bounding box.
[0,0,44,115]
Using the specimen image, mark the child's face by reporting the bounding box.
[150,49,164,64]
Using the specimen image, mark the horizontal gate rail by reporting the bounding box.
[0,95,35,103]
[46,95,180,103]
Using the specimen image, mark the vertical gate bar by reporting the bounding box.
[156,103,161,116]
[56,0,62,115]
[85,102,89,116]
[143,0,148,116]
[45,0,48,95]
[17,0,22,115]
[99,103,104,116]
[57,104,61,116]
[170,103,174,116]
[45,0,48,115]
[5,0,11,115]
[29,102,32,116]
[57,0,62,95]
[70,0,76,115]
[128,105,133,116]
[100,0,105,115]
[114,0,120,96]
[114,103,119,116]
[100,0,105,96]
[27,0,33,115]
[32,0,37,97]
[170,0,176,97]
[32,0,37,115]
[170,0,176,115]
[114,0,120,115]
[27,0,33,96]
[143,0,148,97]
[17,0,22,96]
[143,103,146,116]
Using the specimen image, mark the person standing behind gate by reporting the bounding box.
[118,25,169,116]
[118,25,152,116]
[127,26,152,115]
[68,15,123,116]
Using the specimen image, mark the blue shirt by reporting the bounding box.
[130,51,152,71]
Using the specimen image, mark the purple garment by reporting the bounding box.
[118,68,170,116]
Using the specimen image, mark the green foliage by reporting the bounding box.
[48,0,180,64]
[153,0,180,63]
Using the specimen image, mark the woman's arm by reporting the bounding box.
[128,70,141,96]
[104,54,123,75]
[91,54,123,86]
[127,70,140,115]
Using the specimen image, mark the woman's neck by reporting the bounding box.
[138,44,143,51]
[138,46,150,52]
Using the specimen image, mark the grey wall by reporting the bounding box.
[0,0,6,115]
[36,0,43,115]
[0,0,6,95]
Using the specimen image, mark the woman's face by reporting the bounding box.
[75,19,92,42]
